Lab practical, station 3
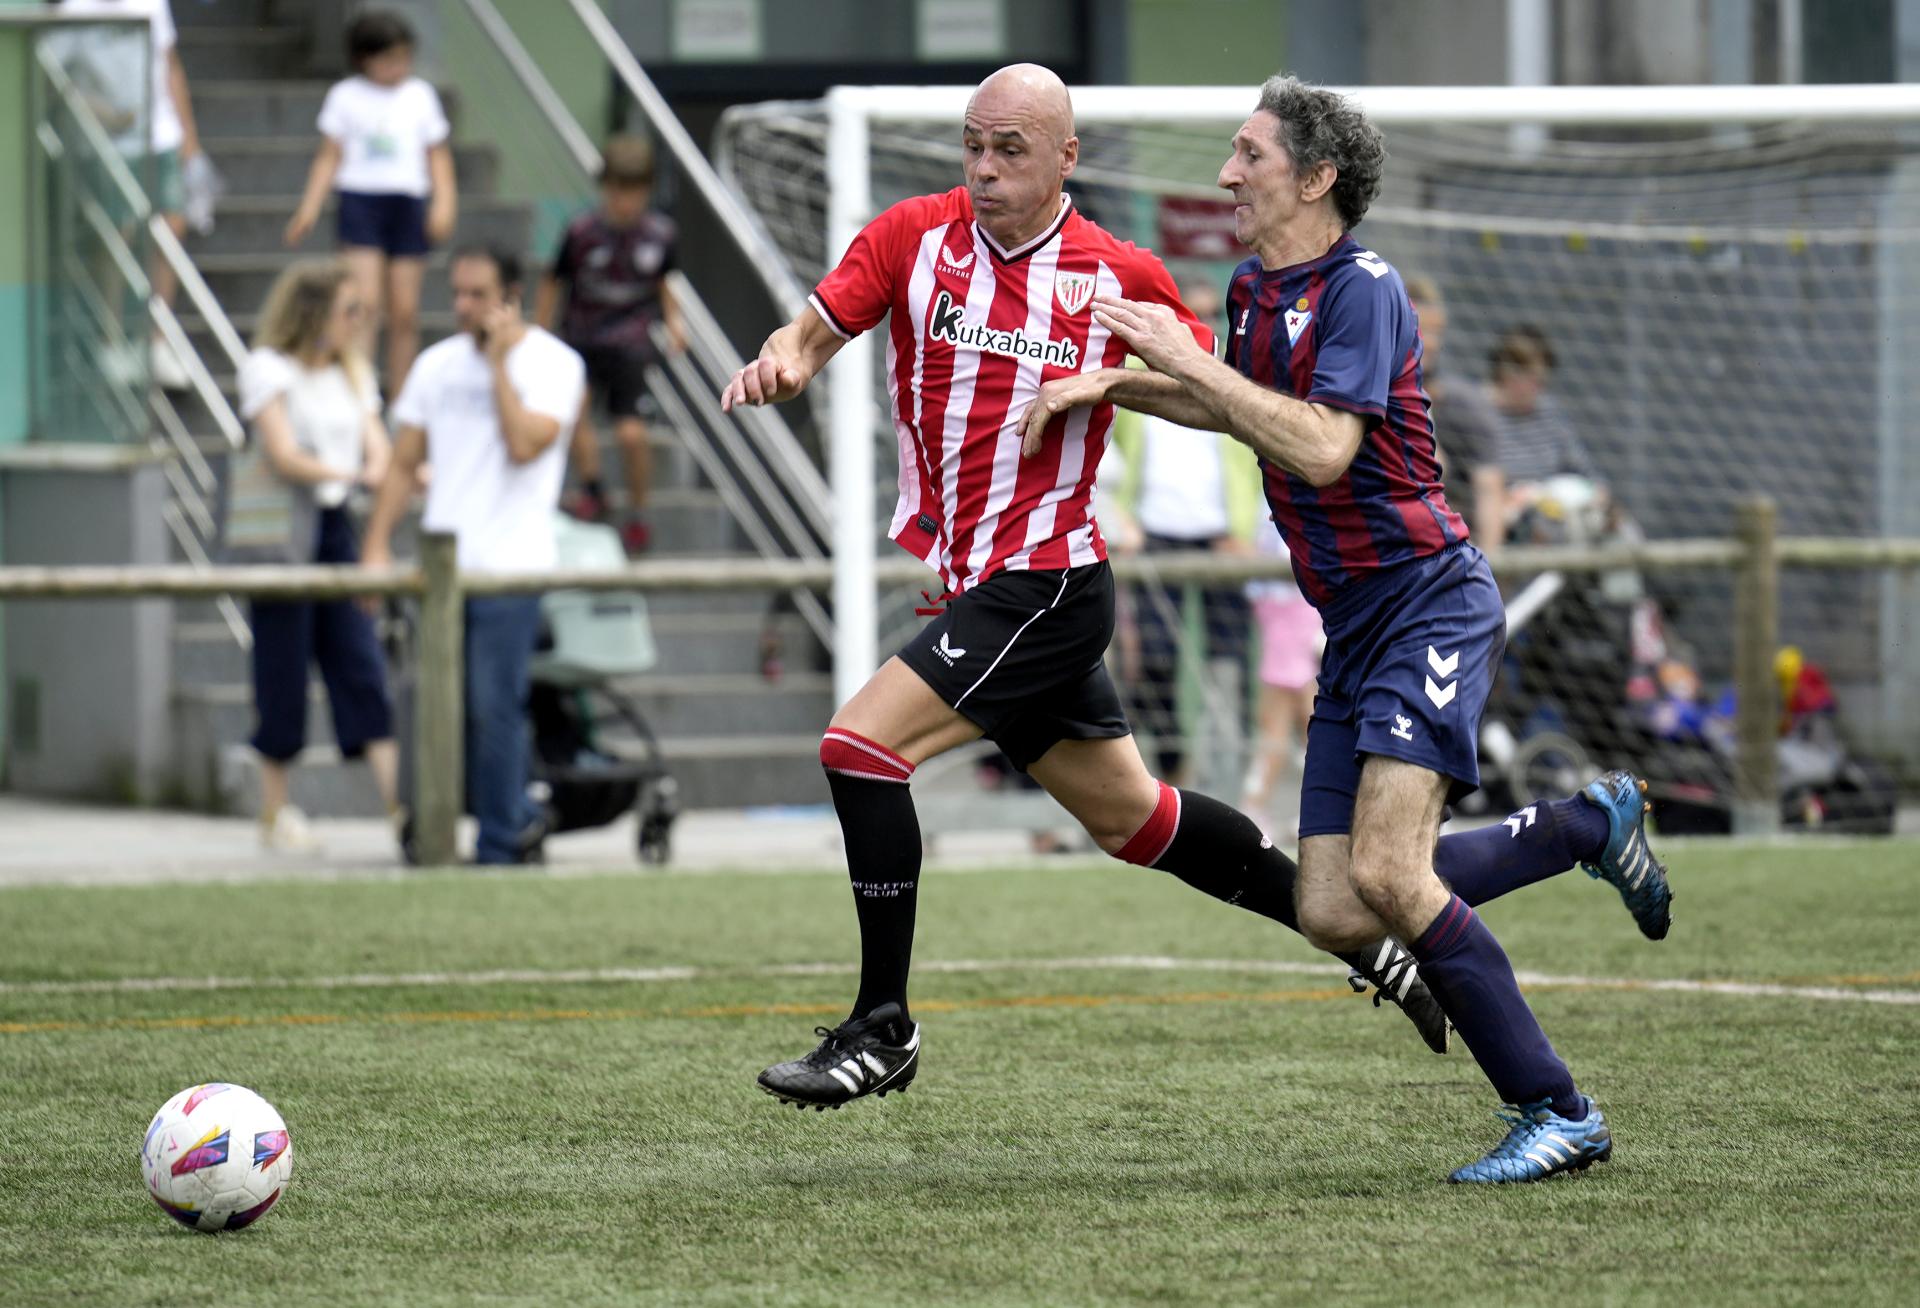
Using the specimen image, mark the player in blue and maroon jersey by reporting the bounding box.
[1026,75,1673,1184]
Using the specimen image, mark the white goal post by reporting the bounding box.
[734,82,1920,710]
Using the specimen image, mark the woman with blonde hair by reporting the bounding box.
[237,258,401,851]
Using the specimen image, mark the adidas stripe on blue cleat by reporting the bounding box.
[1580,770,1673,940]
[1447,1097,1612,1184]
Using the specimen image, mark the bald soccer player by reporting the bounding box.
[721,65,1450,1110]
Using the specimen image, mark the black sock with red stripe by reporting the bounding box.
[820,729,921,1023]
[1117,783,1300,931]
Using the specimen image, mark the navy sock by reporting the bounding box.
[1434,796,1611,908]
[1410,895,1585,1120]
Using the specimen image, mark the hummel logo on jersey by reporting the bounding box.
[939,241,975,273]
[1391,714,1415,741]
[1425,645,1459,710]
[927,290,1081,369]
[935,632,966,665]
[1236,308,1250,335]
[1353,250,1391,279]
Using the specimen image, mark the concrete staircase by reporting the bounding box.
[165,0,832,822]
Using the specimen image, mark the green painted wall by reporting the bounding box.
[0,26,26,784]
[440,0,611,258]
[1128,0,1287,86]
[1,30,31,450]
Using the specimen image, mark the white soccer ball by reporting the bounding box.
[139,1083,293,1233]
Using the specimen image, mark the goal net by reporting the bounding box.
[716,85,1920,832]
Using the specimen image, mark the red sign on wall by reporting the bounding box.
[1157,197,1242,259]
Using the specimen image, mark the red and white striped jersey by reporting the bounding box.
[811,187,1212,593]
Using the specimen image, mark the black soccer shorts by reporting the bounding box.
[896,561,1132,772]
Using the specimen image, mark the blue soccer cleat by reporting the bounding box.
[1580,770,1672,940]
[1447,1097,1612,1184]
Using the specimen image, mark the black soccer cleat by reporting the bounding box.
[1340,938,1452,1055]
[758,1002,921,1110]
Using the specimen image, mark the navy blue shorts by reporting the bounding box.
[336,190,429,257]
[1298,544,1505,838]
[249,509,395,763]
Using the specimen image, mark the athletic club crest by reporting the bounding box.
[1053,271,1096,315]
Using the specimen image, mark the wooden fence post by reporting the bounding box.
[1732,497,1779,836]
[414,533,463,866]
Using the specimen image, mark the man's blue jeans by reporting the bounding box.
[464,595,543,864]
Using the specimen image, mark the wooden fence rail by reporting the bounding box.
[5,499,1918,862]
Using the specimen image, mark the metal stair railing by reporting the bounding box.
[457,0,835,647]
[35,42,251,648]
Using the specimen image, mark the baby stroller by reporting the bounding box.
[526,513,679,864]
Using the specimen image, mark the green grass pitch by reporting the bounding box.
[2,841,1917,1306]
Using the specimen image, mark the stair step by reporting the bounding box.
[187,196,529,257]
[171,0,287,29]
[176,25,310,81]
[200,138,499,198]
[188,82,467,141]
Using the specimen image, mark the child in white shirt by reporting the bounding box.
[285,9,456,396]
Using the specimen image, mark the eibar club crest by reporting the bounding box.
[1053,270,1096,315]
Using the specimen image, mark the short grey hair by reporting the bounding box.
[1254,74,1386,230]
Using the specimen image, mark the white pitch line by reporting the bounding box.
[3,955,1917,1006]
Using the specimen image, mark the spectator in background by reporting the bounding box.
[1478,323,1601,552]
[535,134,686,556]
[1101,279,1262,787]
[1403,275,1501,543]
[55,0,204,391]
[1240,526,1321,839]
[237,259,400,853]
[286,9,456,395]
[361,248,586,865]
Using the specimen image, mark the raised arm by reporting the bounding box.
[1090,295,1366,487]
[719,305,846,411]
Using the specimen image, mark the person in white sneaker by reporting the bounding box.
[237,259,403,852]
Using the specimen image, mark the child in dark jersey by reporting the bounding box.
[535,135,684,554]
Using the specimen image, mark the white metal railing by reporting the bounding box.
[561,0,807,319]
[455,0,835,646]
[34,42,251,646]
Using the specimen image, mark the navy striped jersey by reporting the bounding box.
[1224,234,1468,607]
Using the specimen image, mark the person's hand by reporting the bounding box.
[1018,371,1114,457]
[480,303,526,366]
[720,353,807,411]
[1211,534,1254,557]
[359,455,389,491]
[283,205,317,248]
[1091,294,1211,378]
[1110,513,1145,556]
[426,198,456,245]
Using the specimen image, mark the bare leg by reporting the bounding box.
[1026,735,1161,853]
[383,256,425,394]
[1346,757,1453,940]
[570,412,604,493]
[340,246,385,368]
[150,212,187,309]
[613,416,652,514]
[258,755,291,822]
[363,738,400,814]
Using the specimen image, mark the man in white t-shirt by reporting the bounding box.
[363,247,587,864]
[55,0,204,389]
